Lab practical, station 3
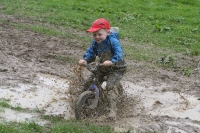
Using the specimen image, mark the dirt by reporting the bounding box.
[0,14,200,133]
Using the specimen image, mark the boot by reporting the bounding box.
[107,98,117,119]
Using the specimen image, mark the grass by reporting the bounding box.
[0,119,113,133]
[42,116,112,133]
[0,121,45,133]
[0,99,27,112]
[1,0,200,62]
[50,119,112,133]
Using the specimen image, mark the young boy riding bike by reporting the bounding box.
[78,18,127,119]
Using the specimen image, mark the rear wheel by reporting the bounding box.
[75,91,98,120]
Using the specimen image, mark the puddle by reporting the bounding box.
[0,108,49,125]
[166,121,200,128]
[0,73,73,123]
[113,81,200,132]
[167,126,187,133]
[0,74,199,131]
[123,81,200,121]
[0,108,33,122]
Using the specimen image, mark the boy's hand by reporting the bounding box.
[79,59,87,65]
[103,60,113,67]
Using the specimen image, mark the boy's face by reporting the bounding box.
[92,29,110,44]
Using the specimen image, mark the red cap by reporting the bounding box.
[87,18,111,32]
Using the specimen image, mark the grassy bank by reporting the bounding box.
[0,120,112,133]
[1,0,200,61]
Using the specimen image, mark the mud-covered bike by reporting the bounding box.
[75,63,124,120]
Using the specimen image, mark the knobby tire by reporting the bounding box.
[75,91,98,120]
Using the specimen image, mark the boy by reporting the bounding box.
[79,18,126,119]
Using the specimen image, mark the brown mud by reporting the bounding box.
[0,14,200,133]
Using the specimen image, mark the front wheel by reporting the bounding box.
[75,91,99,120]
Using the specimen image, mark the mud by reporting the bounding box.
[0,14,200,132]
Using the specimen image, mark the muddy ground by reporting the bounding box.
[0,14,200,133]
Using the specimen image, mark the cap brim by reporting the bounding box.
[86,28,101,32]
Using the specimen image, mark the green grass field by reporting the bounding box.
[1,0,200,61]
[0,0,200,132]
[0,120,112,133]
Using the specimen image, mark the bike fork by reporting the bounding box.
[88,84,99,109]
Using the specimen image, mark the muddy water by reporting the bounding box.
[0,74,200,132]
[123,81,200,121]
[114,81,200,132]
[0,73,73,123]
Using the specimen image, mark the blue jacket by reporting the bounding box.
[83,33,125,64]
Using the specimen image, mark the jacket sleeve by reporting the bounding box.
[110,38,125,63]
[83,41,97,63]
